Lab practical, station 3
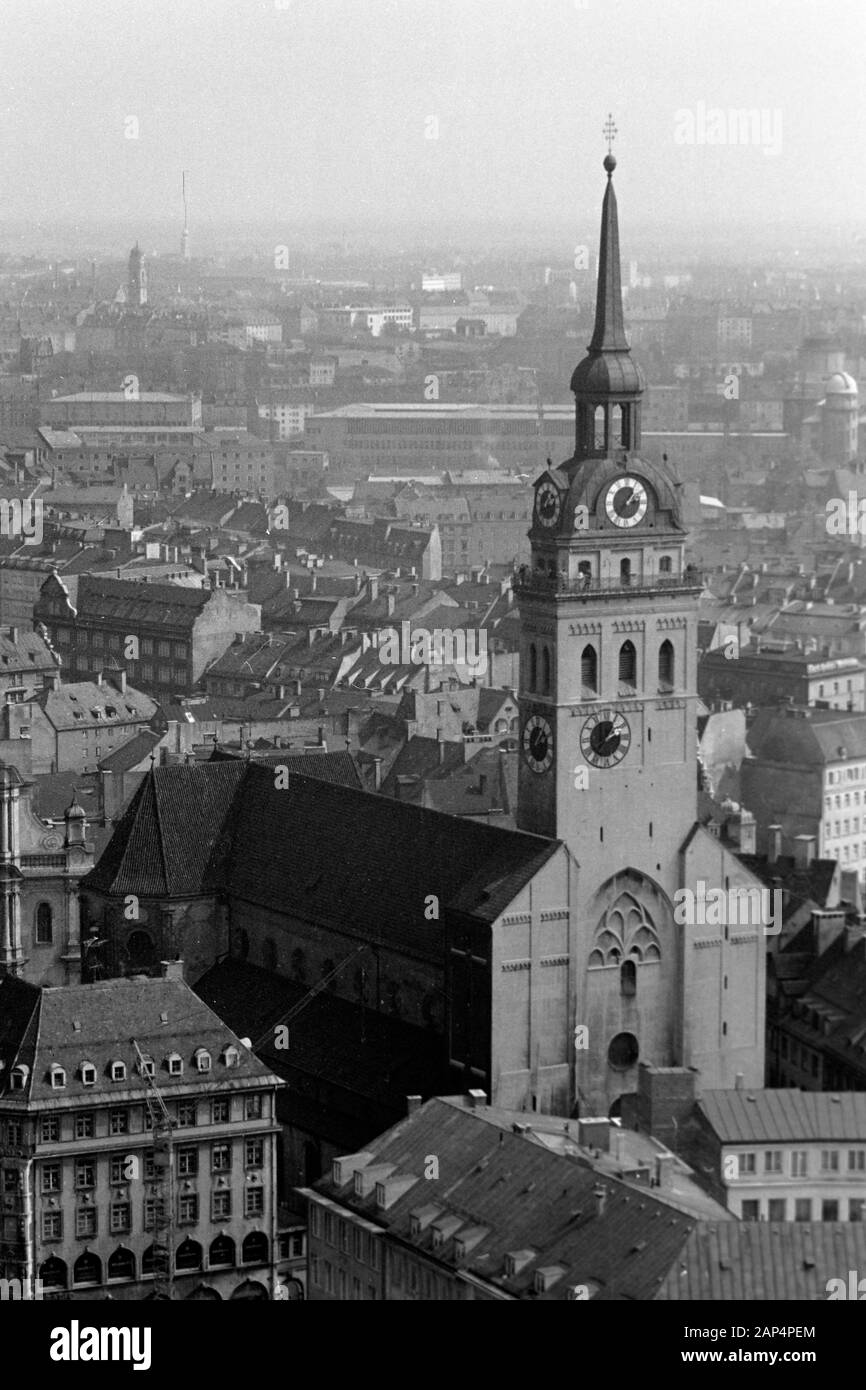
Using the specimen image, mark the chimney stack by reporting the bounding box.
[593,1184,608,1218]
[767,824,783,864]
[406,1095,422,1116]
[794,834,816,869]
[373,756,383,791]
[467,1089,487,1109]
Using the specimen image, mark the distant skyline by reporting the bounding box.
[1,0,864,243]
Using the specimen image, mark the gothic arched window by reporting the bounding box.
[36,902,53,944]
[659,639,675,691]
[528,643,537,692]
[621,959,637,997]
[594,405,606,450]
[541,647,551,695]
[619,640,636,690]
[581,644,598,696]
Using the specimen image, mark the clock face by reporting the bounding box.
[605,475,648,528]
[522,713,554,773]
[535,480,561,528]
[580,709,631,768]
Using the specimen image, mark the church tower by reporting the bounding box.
[128,243,148,308]
[515,125,765,1115]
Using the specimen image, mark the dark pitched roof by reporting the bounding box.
[82,763,561,955]
[0,974,281,1108]
[313,1097,694,1300]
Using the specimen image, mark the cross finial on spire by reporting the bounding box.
[603,113,617,155]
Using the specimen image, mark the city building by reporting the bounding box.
[692,1087,866,1224]
[0,971,284,1301]
[0,747,93,985]
[2,669,161,776]
[742,707,866,878]
[699,642,866,713]
[34,573,261,700]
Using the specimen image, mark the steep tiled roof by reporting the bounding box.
[0,975,281,1108]
[83,763,560,953]
[41,573,212,628]
[698,1088,866,1144]
[97,728,162,772]
[41,679,157,731]
[313,1097,695,1301]
[81,760,247,896]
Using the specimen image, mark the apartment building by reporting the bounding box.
[694,1089,866,1224]
[34,573,261,700]
[0,971,284,1301]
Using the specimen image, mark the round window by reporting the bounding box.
[607,1032,639,1071]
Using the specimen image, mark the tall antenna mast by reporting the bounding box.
[181,171,190,261]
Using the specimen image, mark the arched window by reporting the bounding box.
[619,640,637,689]
[108,1247,135,1281]
[594,404,606,450]
[242,1232,269,1265]
[578,560,592,589]
[263,938,278,972]
[176,1239,203,1271]
[581,644,598,696]
[230,1279,268,1300]
[209,1235,236,1268]
[659,555,672,574]
[73,1252,102,1286]
[658,639,675,690]
[528,643,537,692]
[35,903,53,945]
[125,930,153,970]
[620,557,631,586]
[612,403,623,443]
[621,959,637,997]
[39,1256,67,1290]
[541,647,551,695]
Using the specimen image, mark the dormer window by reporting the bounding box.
[10,1064,28,1090]
[194,1049,211,1073]
[221,1046,239,1069]
[110,1060,126,1082]
[138,1055,155,1078]
[81,1062,97,1086]
[50,1065,66,1089]
[167,1054,183,1076]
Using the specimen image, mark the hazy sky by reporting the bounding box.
[2,0,864,235]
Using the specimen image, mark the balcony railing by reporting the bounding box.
[511,568,704,599]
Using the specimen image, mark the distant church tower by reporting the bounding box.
[821,371,859,464]
[128,243,148,308]
[515,122,765,1115]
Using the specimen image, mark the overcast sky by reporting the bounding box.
[2,0,864,236]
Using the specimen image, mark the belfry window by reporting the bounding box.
[581,644,598,696]
[620,558,631,586]
[528,643,537,693]
[619,640,636,690]
[594,405,606,451]
[659,640,675,691]
[541,647,551,696]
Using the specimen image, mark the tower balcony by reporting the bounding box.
[511,566,704,602]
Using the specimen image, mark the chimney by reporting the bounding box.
[734,1072,744,1090]
[373,756,383,791]
[8,627,18,644]
[767,824,783,864]
[794,834,816,869]
[318,725,325,746]
[160,959,184,982]
[654,1154,676,1189]
[737,809,756,855]
[437,728,446,765]
[593,1184,608,1218]
[386,593,395,617]
[368,575,379,601]
[406,1095,422,1116]
[467,1089,487,1109]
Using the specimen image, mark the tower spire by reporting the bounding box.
[590,115,629,353]
[570,115,644,458]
